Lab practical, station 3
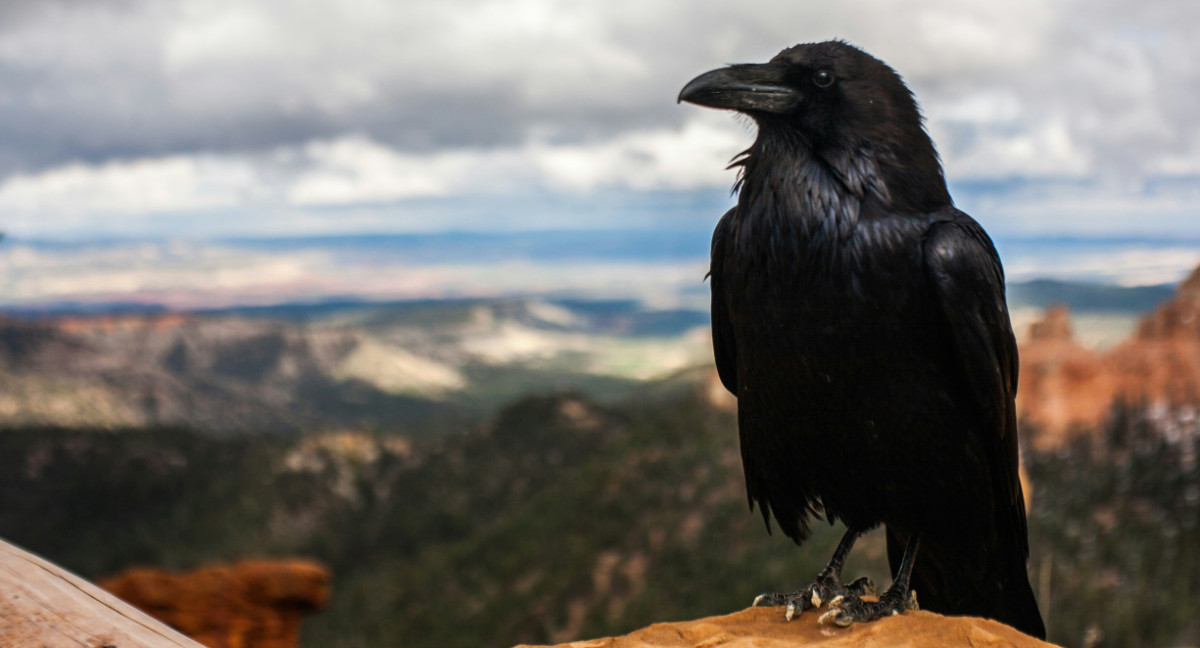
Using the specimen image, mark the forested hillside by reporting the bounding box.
[2,387,1197,647]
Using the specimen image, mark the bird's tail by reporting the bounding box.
[887,528,1046,640]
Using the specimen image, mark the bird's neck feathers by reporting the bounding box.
[733,124,950,236]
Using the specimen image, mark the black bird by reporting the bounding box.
[679,41,1045,638]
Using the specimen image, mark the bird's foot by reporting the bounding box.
[752,576,876,621]
[817,589,919,628]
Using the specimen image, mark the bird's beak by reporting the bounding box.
[678,64,800,114]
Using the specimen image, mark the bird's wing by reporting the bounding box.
[923,214,1028,556]
[710,208,738,395]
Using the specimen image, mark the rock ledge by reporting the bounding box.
[516,606,1059,648]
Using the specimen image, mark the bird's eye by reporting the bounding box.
[813,69,835,88]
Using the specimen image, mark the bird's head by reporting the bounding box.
[679,40,948,210]
[679,40,923,148]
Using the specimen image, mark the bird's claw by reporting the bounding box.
[752,589,815,620]
[815,589,920,628]
[751,576,877,622]
[818,606,855,627]
[753,591,809,615]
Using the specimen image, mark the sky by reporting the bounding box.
[0,0,1196,241]
[1,0,1199,309]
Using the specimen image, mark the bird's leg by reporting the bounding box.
[818,533,921,628]
[752,528,877,620]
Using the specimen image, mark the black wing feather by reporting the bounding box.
[921,214,1044,638]
[710,208,738,395]
[923,214,1027,555]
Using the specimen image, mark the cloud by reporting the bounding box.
[289,116,744,202]
[1001,244,1200,287]
[0,238,712,310]
[0,0,1198,238]
[0,114,749,236]
[0,0,1193,170]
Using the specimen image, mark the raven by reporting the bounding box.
[679,41,1045,638]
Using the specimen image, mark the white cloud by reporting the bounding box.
[1,0,1199,239]
[0,155,262,216]
[935,120,1093,180]
[930,91,1024,124]
[0,114,749,235]
[526,116,747,192]
[164,3,285,70]
[0,240,327,306]
[1003,246,1200,287]
[0,238,711,310]
[287,137,455,204]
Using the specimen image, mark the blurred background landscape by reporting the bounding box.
[1,1,1199,647]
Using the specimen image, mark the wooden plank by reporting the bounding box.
[0,537,204,648]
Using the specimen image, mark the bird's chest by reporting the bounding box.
[723,210,946,407]
[726,212,929,337]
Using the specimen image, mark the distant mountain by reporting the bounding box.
[2,275,1172,322]
[0,312,459,434]
[0,273,1186,435]
[0,298,710,435]
[1007,279,1174,312]
[197,296,709,334]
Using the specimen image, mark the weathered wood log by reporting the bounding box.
[0,537,203,648]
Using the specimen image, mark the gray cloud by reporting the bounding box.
[0,0,1197,240]
[0,1,1141,168]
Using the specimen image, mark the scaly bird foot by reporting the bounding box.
[752,576,876,621]
[817,589,919,628]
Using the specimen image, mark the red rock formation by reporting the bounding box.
[100,559,330,648]
[1114,265,1200,404]
[1017,265,1200,447]
[515,606,1059,648]
[1016,305,1117,449]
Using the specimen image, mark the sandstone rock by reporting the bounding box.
[100,559,330,648]
[1017,266,1200,447]
[1016,305,1117,449]
[1026,305,1074,342]
[515,606,1058,648]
